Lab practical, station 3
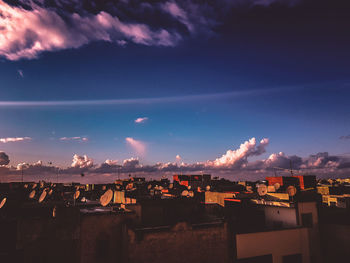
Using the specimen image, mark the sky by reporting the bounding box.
[0,0,350,182]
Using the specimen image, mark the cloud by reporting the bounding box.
[60,136,88,142]
[134,117,148,123]
[17,69,24,78]
[1,137,350,182]
[0,152,10,165]
[208,137,269,168]
[340,135,350,140]
[0,0,180,60]
[71,154,94,169]
[161,1,194,32]
[104,159,118,166]
[176,154,182,161]
[0,87,293,108]
[125,137,146,155]
[123,157,140,168]
[0,0,303,61]
[0,137,31,143]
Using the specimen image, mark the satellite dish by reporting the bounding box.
[188,191,194,198]
[0,197,7,209]
[29,190,36,199]
[274,183,281,191]
[38,190,47,203]
[32,183,37,189]
[287,185,297,197]
[181,190,189,197]
[257,184,268,196]
[126,183,133,190]
[205,185,211,191]
[246,185,253,193]
[100,189,113,207]
[52,206,57,218]
[169,183,173,189]
[74,190,80,200]
[48,189,53,196]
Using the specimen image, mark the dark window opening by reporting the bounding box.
[283,253,302,263]
[301,213,313,228]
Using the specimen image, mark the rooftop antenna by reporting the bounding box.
[21,167,24,183]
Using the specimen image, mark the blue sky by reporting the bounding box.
[0,0,350,180]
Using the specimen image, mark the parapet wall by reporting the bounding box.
[125,221,229,263]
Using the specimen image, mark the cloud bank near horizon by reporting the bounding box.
[1,137,350,182]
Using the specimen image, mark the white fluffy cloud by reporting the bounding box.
[71,154,94,169]
[134,117,148,123]
[176,154,182,161]
[104,159,118,166]
[209,137,269,168]
[123,157,140,168]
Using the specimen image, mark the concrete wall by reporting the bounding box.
[264,206,298,229]
[320,223,350,263]
[125,221,230,263]
[236,228,310,263]
[79,212,134,263]
[297,202,321,263]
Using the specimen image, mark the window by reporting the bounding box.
[301,213,313,228]
[283,253,302,263]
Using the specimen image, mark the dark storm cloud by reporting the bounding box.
[0,0,307,60]
[0,152,10,165]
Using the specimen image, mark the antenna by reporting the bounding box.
[290,160,294,176]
